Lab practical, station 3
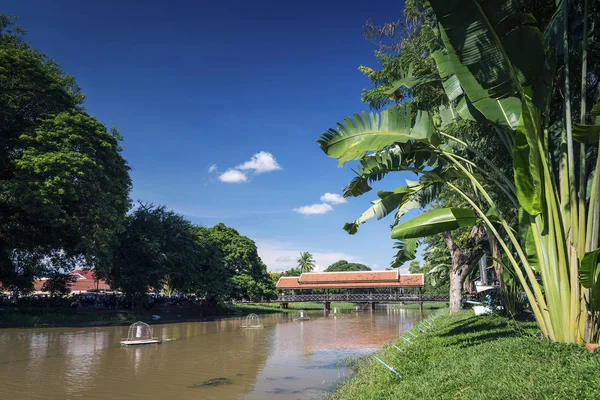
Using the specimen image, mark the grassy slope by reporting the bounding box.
[331,311,600,400]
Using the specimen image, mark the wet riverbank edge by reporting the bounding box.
[0,302,448,329]
[328,311,600,400]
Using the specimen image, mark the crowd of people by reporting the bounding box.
[0,292,207,309]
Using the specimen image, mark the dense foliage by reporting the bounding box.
[318,0,600,342]
[0,15,131,291]
[324,260,371,272]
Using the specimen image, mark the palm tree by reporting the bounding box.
[297,252,315,273]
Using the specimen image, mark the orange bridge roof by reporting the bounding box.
[276,271,424,289]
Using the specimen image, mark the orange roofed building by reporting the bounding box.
[33,270,111,293]
[276,270,424,290]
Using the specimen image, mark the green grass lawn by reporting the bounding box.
[330,311,600,400]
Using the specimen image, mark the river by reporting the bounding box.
[0,307,428,399]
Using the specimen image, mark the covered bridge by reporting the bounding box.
[276,271,434,310]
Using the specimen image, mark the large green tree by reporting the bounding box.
[204,223,275,302]
[0,15,131,291]
[324,260,371,272]
[105,204,204,301]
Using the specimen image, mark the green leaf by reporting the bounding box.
[573,124,600,144]
[343,187,416,235]
[317,105,437,166]
[430,0,544,98]
[432,35,521,130]
[385,63,441,94]
[579,249,600,310]
[343,175,372,198]
[513,97,544,216]
[573,99,600,143]
[390,239,419,269]
[391,208,479,239]
[442,74,463,101]
[579,249,600,289]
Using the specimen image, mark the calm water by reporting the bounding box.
[0,308,428,399]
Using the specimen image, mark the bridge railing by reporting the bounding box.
[275,293,449,302]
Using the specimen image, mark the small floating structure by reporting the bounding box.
[294,310,311,321]
[120,321,161,346]
[241,313,263,329]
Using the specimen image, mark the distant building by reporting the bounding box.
[33,270,111,294]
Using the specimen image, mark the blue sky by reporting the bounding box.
[4,0,421,272]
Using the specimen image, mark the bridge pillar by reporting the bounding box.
[370,302,376,311]
[418,287,423,312]
[280,302,288,309]
[324,301,331,311]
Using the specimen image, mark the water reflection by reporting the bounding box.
[0,308,428,400]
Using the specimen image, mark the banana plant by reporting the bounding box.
[318,0,599,343]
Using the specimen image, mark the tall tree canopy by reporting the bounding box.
[324,260,371,272]
[0,15,131,291]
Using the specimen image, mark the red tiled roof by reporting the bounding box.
[33,270,111,293]
[71,269,98,280]
[299,271,399,284]
[276,272,424,289]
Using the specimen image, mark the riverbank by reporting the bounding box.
[330,311,600,399]
[387,301,447,310]
[0,301,357,328]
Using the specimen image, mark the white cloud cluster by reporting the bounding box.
[320,192,347,204]
[293,192,347,215]
[211,151,281,183]
[237,151,282,173]
[292,203,333,215]
[218,169,248,183]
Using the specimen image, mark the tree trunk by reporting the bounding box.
[449,267,464,313]
[443,229,485,314]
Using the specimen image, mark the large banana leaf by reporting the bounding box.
[317,105,438,166]
[390,238,419,269]
[432,36,521,130]
[343,186,418,235]
[429,0,544,97]
[342,145,441,198]
[391,208,479,239]
[384,63,441,94]
[513,96,545,216]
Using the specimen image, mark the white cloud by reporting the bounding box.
[292,203,333,215]
[320,192,347,204]
[256,239,362,272]
[218,169,248,183]
[208,164,218,173]
[237,151,282,173]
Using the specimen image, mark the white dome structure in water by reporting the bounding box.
[294,310,311,321]
[120,321,161,346]
[241,313,263,329]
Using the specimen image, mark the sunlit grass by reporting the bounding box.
[330,311,600,399]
